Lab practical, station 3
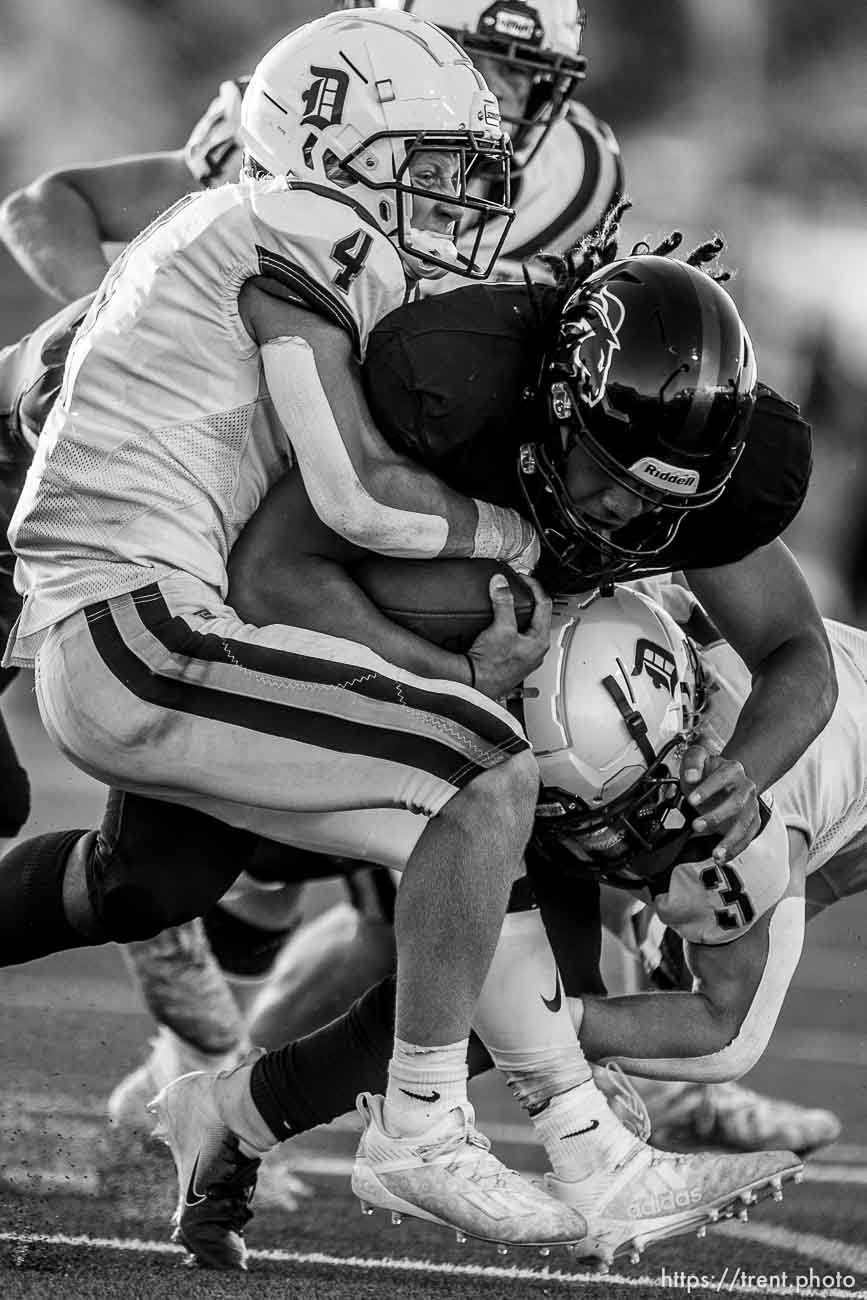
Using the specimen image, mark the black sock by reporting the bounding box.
[0,831,93,965]
[250,973,398,1138]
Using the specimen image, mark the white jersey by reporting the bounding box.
[699,620,867,876]
[425,103,622,296]
[6,176,408,666]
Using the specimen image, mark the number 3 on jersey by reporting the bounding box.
[700,862,755,932]
[331,229,373,293]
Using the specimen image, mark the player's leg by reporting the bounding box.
[466,901,801,1267]
[0,460,30,843]
[32,578,585,1258]
[0,680,30,844]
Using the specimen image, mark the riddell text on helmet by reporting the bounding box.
[629,458,700,494]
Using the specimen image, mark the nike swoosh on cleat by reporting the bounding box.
[399,1087,441,1103]
[560,1120,600,1139]
[541,973,562,1013]
[184,1153,208,1207]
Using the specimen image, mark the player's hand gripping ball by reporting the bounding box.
[352,557,535,652]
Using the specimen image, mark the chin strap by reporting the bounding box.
[601,673,657,766]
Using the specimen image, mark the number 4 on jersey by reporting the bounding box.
[331,230,373,293]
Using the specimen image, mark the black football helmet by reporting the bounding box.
[519,254,758,586]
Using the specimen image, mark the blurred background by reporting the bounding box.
[2,0,866,618]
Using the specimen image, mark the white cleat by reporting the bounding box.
[546,1140,804,1265]
[640,1079,842,1157]
[351,1093,589,1248]
[148,1071,260,1270]
[107,1026,246,1137]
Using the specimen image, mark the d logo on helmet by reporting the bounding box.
[300,66,350,130]
[562,285,626,408]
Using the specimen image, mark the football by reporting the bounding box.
[352,556,535,652]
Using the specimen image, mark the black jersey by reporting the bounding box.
[364,283,812,580]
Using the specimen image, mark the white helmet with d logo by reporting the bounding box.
[524,585,704,861]
[240,9,514,279]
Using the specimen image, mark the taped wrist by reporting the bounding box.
[471,499,534,562]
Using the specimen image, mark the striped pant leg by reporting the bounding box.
[35,575,529,861]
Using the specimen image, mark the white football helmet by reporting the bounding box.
[524,585,705,866]
[240,9,514,280]
[342,1,587,165]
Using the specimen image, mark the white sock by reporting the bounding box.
[383,1037,469,1135]
[212,1061,278,1158]
[533,1079,638,1181]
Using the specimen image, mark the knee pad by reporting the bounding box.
[88,792,250,942]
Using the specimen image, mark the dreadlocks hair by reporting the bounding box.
[530,207,735,332]
[631,230,733,283]
[524,196,632,340]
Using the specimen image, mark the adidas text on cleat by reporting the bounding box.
[546,1142,803,1265]
[351,1093,589,1249]
[148,1071,260,1270]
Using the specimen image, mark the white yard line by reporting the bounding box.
[0,1231,863,1298]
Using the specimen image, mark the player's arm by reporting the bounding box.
[0,152,196,303]
[681,539,837,860]
[227,467,550,698]
[576,844,808,1081]
[241,284,538,569]
[0,79,245,304]
[228,468,473,682]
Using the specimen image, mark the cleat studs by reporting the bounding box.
[793,1170,804,1184]
[708,1209,720,1223]
[738,1207,749,1222]
[538,1247,550,1258]
[741,1192,757,1206]
[630,1248,641,1265]
[696,1226,707,1239]
[496,1245,509,1256]
[390,1211,403,1226]
[772,1187,784,1202]
[455,1231,467,1244]
[360,1203,374,1216]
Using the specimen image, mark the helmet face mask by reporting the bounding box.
[343,1,588,168]
[518,435,689,588]
[339,128,514,279]
[446,3,587,165]
[520,254,757,586]
[536,737,689,863]
[239,9,515,279]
